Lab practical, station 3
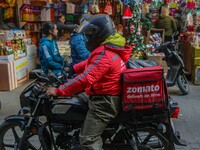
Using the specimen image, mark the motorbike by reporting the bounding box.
[0,68,187,150]
[130,34,189,95]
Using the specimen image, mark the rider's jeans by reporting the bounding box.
[79,95,121,150]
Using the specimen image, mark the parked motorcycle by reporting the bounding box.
[130,35,189,95]
[0,69,187,150]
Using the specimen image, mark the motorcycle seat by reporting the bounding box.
[133,58,157,67]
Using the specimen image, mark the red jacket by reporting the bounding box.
[55,44,132,96]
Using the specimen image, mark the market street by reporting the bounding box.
[0,81,200,150]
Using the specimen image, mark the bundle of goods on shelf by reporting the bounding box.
[20,4,41,22]
[21,0,56,22]
[191,43,200,85]
[169,2,180,18]
[0,30,27,62]
[30,0,47,6]
[190,33,200,48]
[0,43,13,56]
[192,66,200,85]
[0,0,16,8]
[148,33,163,49]
[146,52,168,73]
[190,39,200,85]
[57,41,71,57]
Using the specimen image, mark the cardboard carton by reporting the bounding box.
[0,61,16,91]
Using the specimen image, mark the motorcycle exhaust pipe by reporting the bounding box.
[171,129,187,146]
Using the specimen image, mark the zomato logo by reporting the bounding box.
[127,85,160,93]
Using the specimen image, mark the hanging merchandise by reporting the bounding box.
[0,0,9,8]
[91,0,100,14]
[4,7,14,19]
[130,24,135,34]
[6,0,16,7]
[169,2,179,17]
[136,26,141,36]
[104,1,112,15]
[30,0,47,6]
[66,3,75,14]
[49,0,59,4]
[142,3,149,14]
[197,9,200,25]
[143,0,152,3]
[187,11,194,31]
[164,0,170,4]
[83,3,88,14]
[186,0,195,9]
[170,2,179,10]
[122,6,133,19]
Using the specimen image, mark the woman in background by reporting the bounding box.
[39,22,68,76]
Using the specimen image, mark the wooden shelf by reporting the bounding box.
[20,20,48,23]
[30,31,40,33]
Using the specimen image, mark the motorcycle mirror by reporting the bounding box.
[32,69,50,81]
[48,70,63,84]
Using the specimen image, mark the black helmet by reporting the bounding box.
[77,14,116,51]
[79,14,91,24]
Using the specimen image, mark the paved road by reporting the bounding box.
[0,81,200,149]
[168,85,200,150]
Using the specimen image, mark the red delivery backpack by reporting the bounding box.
[122,66,168,111]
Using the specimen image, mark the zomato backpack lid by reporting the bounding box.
[122,66,167,111]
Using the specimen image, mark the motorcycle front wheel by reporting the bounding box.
[0,120,51,150]
[177,74,189,95]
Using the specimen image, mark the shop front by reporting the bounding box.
[0,0,200,91]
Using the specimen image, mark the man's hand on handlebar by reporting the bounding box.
[64,67,70,72]
[46,87,57,96]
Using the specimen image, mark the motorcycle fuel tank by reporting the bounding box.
[51,97,88,123]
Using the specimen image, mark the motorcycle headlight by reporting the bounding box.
[20,81,44,109]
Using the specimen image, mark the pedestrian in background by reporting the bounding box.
[56,14,77,40]
[155,6,177,42]
[69,14,91,67]
[39,22,68,76]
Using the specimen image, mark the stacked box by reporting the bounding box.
[146,54,164,65]
[0,54,14,63]
[0,62,15,91]
[192,66,200,85]
[181,41,192,73]
[191,47,200,66]
[26,45,37,72]
[191,47,200,85]
[0,57,29,91]
[14,57,29,87]
[57,41,71,57]
[146,53,168,73]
